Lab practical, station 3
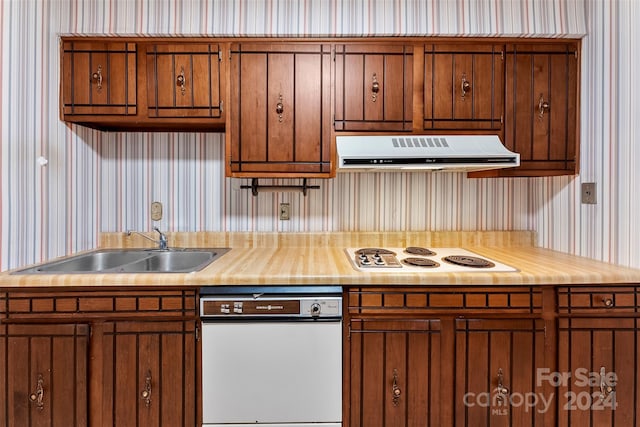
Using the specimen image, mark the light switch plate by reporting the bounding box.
[151,201,163,221]
[581,183,597,204]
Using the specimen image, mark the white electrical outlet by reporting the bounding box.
[581,183,597,204]
[151,201,163,221]
[279,203,290,220]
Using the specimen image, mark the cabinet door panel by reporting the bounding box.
[294,53,324,162]
[229,43,331,176]
[348,319,441,427]
[362,54,384,122]
[424,44,503,130]
[455,319,547,427]
[236,52,268,164]
[503,43,578,175]
[100,321,197,427]
[1,324,89,427]
[558,318,638,427]
[62,41,137,116]
[335,44,413,132]
[146,43,223,118]
[268,53,295,162]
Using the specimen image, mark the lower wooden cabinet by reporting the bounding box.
[556,286,640,426]
[4,284,640,427]
[454,318,548,427]
[345,287,552,427]
[348,318,441,427]
[557,317,638,426]
[0,323,89,427]
[94,320,197,427]
[0,289,198,427]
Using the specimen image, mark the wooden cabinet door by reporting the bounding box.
[348,318,441,427]
[228,43,332,177]
[503,43,579,176]
[0,323,89,427]
[454,318,548,427]
[557,317,637,426]
[146,43,223,119]
[335,44,413,132]
[61,41,137,116]
[424,44,503,130]
[97,320,197,427]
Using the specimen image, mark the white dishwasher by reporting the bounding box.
[200,286,343,427]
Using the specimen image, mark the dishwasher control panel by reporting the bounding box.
[201,296,342,319]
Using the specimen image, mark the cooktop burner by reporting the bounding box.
[346,247,517,273]
[443,255,495,268]
[402,257,440,268]
[405,247,436,256]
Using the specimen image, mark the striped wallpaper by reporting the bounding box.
[0,0,636,271]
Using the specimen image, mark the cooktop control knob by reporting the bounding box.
[373,252,385,265]
[310,302,321,317]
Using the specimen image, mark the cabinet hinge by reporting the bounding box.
[501,50,504,60]
[195,323,200,341]
[500,114,504,125]
[218,50,222,61]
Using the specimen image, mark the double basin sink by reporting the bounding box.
[14,248,230,274]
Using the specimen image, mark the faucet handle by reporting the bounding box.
[152,227,168,250]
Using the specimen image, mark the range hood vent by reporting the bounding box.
[336,135,520,172]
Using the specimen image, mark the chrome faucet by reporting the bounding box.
[126,227,168,250]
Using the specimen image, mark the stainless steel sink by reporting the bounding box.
[13,248,230,274]
[116,251,220,273]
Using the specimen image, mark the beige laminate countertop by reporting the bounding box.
[2,231,640,288]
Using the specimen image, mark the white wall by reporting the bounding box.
[3,0,633,271]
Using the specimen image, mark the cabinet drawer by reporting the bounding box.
[558,286,638,314]
[0,289,197,320]
[348,287,542,315]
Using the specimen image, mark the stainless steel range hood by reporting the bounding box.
[336,135,520,172]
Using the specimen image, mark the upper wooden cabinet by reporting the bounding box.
[60,37,225,131]
[227,42,332,177]
[59,36,580,178]
[501,42,579,176]
[61,40,137,117]
[334,44,413,132]
[146,43,223,119]
[423,43,503,131]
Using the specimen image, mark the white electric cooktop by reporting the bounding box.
[345,247,518,273]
